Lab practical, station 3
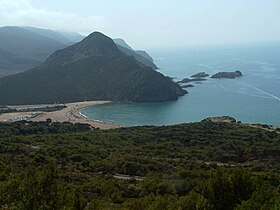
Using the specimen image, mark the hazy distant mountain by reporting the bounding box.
[23,26,86,44]
[113,38,158,69]
[22,26,71,44]
[0,32,186,105]
[57,31,85,43]
[0,26,67,76]
[0,26,66,61]
[0,48,41,77]
[113,39,154,62]
[116,44,158,69]
[135,50,154,61]
[113,38,134,51]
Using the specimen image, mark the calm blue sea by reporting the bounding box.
[82,43,280,126]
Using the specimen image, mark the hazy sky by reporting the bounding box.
[0,0,280,49]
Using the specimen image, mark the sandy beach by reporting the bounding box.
[1,105,278,132]
[0,101,121,129]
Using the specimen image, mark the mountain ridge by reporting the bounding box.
[22,26,71,44]
[113,38,156,66]
[0,26,67,76]
[0,26,66,61]
[115,44,158,69]
[0,26,158,77]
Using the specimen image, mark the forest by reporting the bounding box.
[0,120,279,209]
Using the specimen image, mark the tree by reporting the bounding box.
[202,168,254,210]
[0,163,85,210]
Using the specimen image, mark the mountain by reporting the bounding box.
[0,48,41,77]
[113,38,157,67]
[0,26,67,76]
[0,32,186,105]
[113,38,134,50]
[22,26,71,44]
[0,26,66,61]
[135,50,154,61]
[0,26,157,77]
[57,31,85,43]
[116,44,158,69]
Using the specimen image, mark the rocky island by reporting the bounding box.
[180,84,194,88]
[211,70,243,79]
[177,77,207,83]
[191,72,209,78]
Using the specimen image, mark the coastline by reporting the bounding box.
[0,103,278,132]
[202,116,280,134]
[0,101,122,130]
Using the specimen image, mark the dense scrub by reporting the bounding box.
[0,105,66,115]
[0,121,280,209]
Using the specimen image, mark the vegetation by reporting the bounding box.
[0,105,66,115]
[0,120,280,209]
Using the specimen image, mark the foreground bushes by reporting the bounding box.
[0,121,280,209]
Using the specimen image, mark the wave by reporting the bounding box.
[219,84,274,100]
[248,74,280,81]
[197,63,211,69]
[79,111,88,119]
[232,57,276,67]
[244,82,280,102]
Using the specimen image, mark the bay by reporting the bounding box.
[81,43,280,126]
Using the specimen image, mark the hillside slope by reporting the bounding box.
[0,121,279,209]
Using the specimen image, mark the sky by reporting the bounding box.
[0,0,280,49]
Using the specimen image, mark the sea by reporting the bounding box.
[81,42,280,126]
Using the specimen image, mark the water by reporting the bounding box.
[82,43,280,126]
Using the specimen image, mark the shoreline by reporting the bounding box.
[0,101,122,130]
[0,104,278,132]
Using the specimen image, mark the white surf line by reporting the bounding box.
[219,84,231,92]
[79,111,108,123]
[244,82,280,102]
[219,84,272,99]
[197,63,211,69]
[79,111,88,119]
